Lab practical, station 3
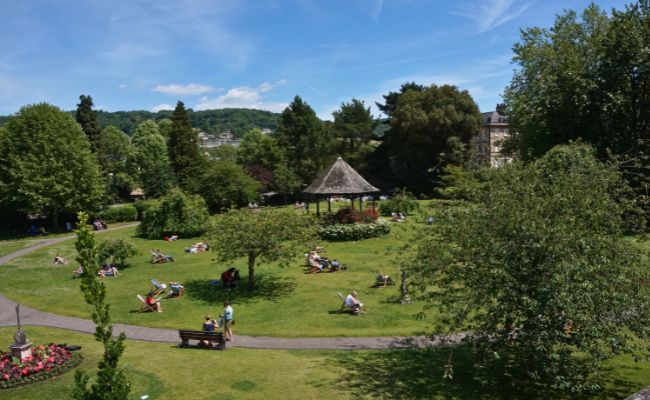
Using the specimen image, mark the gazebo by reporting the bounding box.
[303,157,380,216]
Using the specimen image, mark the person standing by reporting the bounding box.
[223,300,234,341]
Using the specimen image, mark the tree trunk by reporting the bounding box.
[247,253,256,290]
[51,210,59,230]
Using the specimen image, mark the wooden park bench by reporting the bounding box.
[178,330,226,350]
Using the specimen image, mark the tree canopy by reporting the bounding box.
[209,208,315,289]
[0,103,104,226]
[168,101,204,189]
[129,120,175,198]
[407,143,649,394]
[275,96,335,182]
[332,99,375,169]
[195,160,261,213]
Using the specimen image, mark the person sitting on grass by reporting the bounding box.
[344,291,364,315]
[72,266,84,279]
[98,263,119,277]
[53,253,69,265]
[375,273,393,287]
[167,282,185,297]
[145,292,162,312]
[221,268,241,289]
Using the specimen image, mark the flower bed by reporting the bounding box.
[0,344,82,389]
[317,219,390,241]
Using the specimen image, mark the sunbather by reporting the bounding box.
[343,291,364,315]
[72,266,84,279]
[98,264,119,277]
[53,254,69,265]
[168,282,185,297]
[221,268,241,289]
[145,292,162,312]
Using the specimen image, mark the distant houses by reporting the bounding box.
[197,128,274,149]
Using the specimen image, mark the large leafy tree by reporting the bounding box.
[0,103,104,227]
[505,3,650,159]
[72,213,130,400]
[209,208,315,290]
[408,144,649,394]
[383,84,482,192]
[275,96,335,182]
[375,82,425,118]
[237,128,282,169]
[195,160,261,213]
[101,126,135,201]
[129,120,174,198]
[332,99,375,169]
[168,101,203,189]
[137,188,209,239]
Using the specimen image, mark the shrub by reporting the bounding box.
[96,204,137,222]
[97,239,139,267]
[317,219,390,241]
[379,190,419,216]
[137,189,209,239]
[133,200,156,221]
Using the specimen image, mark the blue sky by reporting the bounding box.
[1,0,626,120]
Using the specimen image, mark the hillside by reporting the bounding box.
[0,108,281,137]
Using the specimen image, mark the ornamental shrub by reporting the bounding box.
[96,204,137,222]
[137,188,209,239]
[97,239,139,267]
[379,190,419,216]
[317,219,390,241]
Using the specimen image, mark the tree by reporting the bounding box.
[375,82,425,118]
[275,96,335,182]
[195,160,261,213]
[273,160,302,201]
[168,101,204,189]
[0,103,104,227]
[332,99,375,169]
[129,120,175,198]
[383,84,482,193]
[137,188,210,239]
[504,2,649,160]
[407,144,649,394]
[101,126,135,201]
[237,128,282,169]
[72,213,130,400]
[76,95,105,160]
[209,208,315,290]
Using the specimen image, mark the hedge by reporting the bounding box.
[96,204,137,222]
[317,219,390,241]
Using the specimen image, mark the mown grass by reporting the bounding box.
[1,327,647,400]
[0,211,433,337]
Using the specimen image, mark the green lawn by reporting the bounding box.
[1,327,647,400]
[0,215,433,337]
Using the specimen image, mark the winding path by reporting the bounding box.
[0,225,465,350]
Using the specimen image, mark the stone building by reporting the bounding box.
[474,104,512,167]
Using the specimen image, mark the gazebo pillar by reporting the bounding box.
[359,195,363,211]
[316,200,320,217]
[327,196,331,213]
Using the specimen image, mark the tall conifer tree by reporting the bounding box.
[76,95,105,163]
[168,101,202,188]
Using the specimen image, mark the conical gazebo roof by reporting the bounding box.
[304,157,379,195]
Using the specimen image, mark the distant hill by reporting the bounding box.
[0,108,281,138]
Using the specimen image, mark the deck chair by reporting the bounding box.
[338,292,351,313]
[137,294,159,313]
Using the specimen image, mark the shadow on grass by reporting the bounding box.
[183,274,297,305]
[325,345,641,400]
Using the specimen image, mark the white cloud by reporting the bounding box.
[452,0,530,33]
[152,83,217,96]
[151,103,175,112]
[118,83,127,89]
[276,78,288,85]
[195,85,287,112]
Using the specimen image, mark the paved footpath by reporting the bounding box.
[0,225,466,350]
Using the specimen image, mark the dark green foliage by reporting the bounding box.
[332,99,375,169]
[72,213,130,400]
[75,95,104,159]
[129,120,175,198]
[436,164,484,201]
[379,190,419,216]
[195,160,261,213]
[96,204,138,222]
[101,126,135,201]
[275,96,335,182]
[209,208,315,289]
[407,143,649,393]
[0,103,104,227]
[237,128,283,169]
[168,102,204,189]
[375,82,425,118]
[137,188,209,239]
[504,3,649,218]
[97,238,139,267]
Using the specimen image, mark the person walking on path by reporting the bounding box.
[223,300,234,342]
